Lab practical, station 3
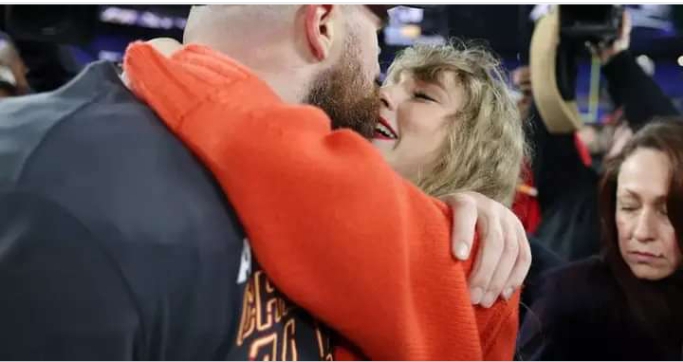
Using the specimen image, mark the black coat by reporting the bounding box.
[0,61,332,360]
[517,257,683,360]
[520,237,564,323]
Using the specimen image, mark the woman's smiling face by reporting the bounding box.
[372,69,464,179]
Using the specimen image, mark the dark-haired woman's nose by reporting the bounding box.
[633,209,657,243]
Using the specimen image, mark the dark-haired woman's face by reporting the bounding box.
[616,148,682,280]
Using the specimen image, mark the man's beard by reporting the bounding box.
[304,46,380,140]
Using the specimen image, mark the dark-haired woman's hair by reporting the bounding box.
[598,118,683,347]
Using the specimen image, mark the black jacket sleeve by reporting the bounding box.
[527,104,596,213]
[520,237,565,322]
[0,191,142,360]
[603,50,679,131]
[517,277,576,360]
[517,262,599,361]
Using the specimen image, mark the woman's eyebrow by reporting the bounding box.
[618,189,639,199]
[416,72,458,101]
[421,78,453,103]
[411,73,446,91]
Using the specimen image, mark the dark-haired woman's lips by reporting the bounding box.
[628,251,661,263]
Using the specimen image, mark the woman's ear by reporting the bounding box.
[304,5,338,62]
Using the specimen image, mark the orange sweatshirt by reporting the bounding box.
[124,42,519,361]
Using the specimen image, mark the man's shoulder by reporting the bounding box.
[1,60,245,262]
[0,61,162,184]
[0,62,248,359]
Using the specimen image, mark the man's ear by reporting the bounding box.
[304,5,338,62]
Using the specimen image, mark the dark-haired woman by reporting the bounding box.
[518,120,683,360]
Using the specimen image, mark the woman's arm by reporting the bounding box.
[125,42,519,360]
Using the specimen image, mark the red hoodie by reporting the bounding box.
[124,42,519,361]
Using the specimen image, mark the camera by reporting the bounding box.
[559,5,624,46]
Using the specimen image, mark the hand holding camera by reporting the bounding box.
[589,10,632,65]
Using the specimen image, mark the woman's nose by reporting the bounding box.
[379,87,396,111]
[633,210,657,243]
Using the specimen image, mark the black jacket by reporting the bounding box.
[0,61,332,360]
[518,257,683,360]
[519,237,564,324]
[530,51,679,262]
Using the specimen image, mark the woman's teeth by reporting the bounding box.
[375,122,398,139]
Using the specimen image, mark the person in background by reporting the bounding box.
[0,29,82,94]
[510,63,564,326]
[0,77,18,98]
[518,119,683,360]
[0,32,29,96]
[527,9,679,262]
[511,65,541,234]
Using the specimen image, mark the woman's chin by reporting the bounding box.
[628,263,674,281]
[371,137,396,150]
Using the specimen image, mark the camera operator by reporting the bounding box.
[526,9,679,263]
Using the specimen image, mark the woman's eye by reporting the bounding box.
[619,204,638,213]
[413,91,437,102]
[658,205,668,216]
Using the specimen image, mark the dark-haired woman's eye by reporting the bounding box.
[658,205,668,216]
[619,206,637,213]
[414,91,436,102]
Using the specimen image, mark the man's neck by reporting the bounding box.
[205,41,311,105]
[249,67,307,105]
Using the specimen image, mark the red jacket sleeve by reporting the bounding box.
[124,42,518,361]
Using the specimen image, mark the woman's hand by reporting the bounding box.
[145,38,183,57]
[590,9,632,65]
[442,191,531,308]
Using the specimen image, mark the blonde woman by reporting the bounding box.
[375,42,525,206]
[125,39,527,360]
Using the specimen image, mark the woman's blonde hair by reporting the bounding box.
[387,39,527,206]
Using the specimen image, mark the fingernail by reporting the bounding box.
[455,243,469,260]
[482,292,496,308]
[470,287,483,305]
[503,287,514,300]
